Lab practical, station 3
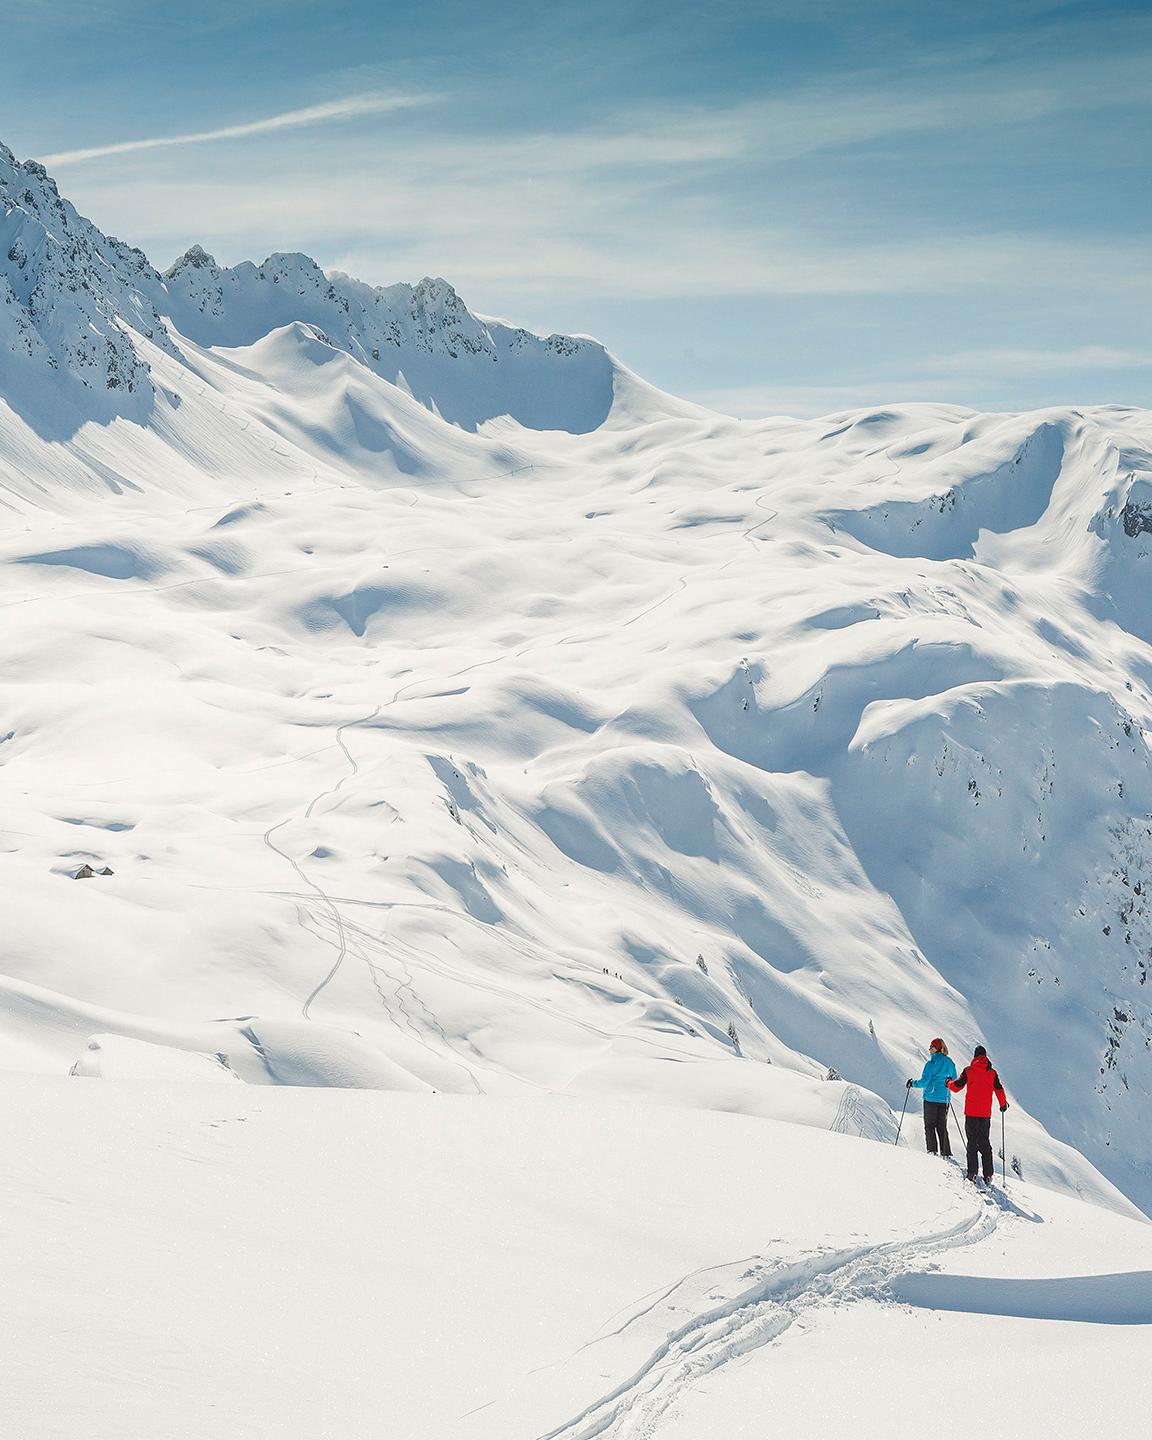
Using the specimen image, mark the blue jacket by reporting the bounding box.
[912,1051,957,1103]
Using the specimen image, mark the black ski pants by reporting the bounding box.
[923,1101,951,1157]
[965,1115,994,1180]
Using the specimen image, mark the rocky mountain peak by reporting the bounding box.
[1,145,173,400]
[165,244,219,277]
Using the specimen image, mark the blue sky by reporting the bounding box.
[2,0,1149,415]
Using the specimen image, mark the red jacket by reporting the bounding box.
[947,1055,1006,1117]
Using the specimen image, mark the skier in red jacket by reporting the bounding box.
[947,1045,1008,1185]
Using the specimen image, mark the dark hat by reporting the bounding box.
[973,1044,987,1057]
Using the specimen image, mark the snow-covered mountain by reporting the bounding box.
[2,139,1152,1217]
[0,146,170,407]
[160,246,623,431]
[1,139,659,436]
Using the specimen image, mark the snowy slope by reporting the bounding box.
[2,1086,1150,1439]
[2,141,1152,1215]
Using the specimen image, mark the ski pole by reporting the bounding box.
[1001,1107,1007,1188]
[894,1084,911,1146]
[949,1100,965,1160]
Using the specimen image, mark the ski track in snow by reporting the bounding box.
[829,1082,891,1142]
[257,645,551,1088]
[283,703,381,1019]
[264,639,530,1025]
[361,919,490,1094]
[532,1194,1000,1440]
[261,687,490,1090]
[306,899,706,1074]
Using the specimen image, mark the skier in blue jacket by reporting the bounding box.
[907,1038,957,1157]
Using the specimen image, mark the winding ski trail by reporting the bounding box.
[527,1194,999,1440]
[260,704,380,1022]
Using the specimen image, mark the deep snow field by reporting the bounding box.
[2,330,1149,1210]
[3,1087,1151,1440]
[3,139,1152,1434]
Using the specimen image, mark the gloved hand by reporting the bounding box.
[906,1079,914,1089]
[1000,1103,1009,1112]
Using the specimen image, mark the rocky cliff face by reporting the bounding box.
[0,144,172,398]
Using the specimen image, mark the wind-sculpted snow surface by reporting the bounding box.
[2,1090,1151,1439]
[1,142,1152,1213]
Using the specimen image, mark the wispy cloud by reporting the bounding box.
[923,346,1152,374]
[42,47,1152,313]
[84,156,1149,306]
[45,32,1150,308]
[42,92,434,167]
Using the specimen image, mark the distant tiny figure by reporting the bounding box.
[906,1037,957,1158]
[948,1044,1008,1184]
